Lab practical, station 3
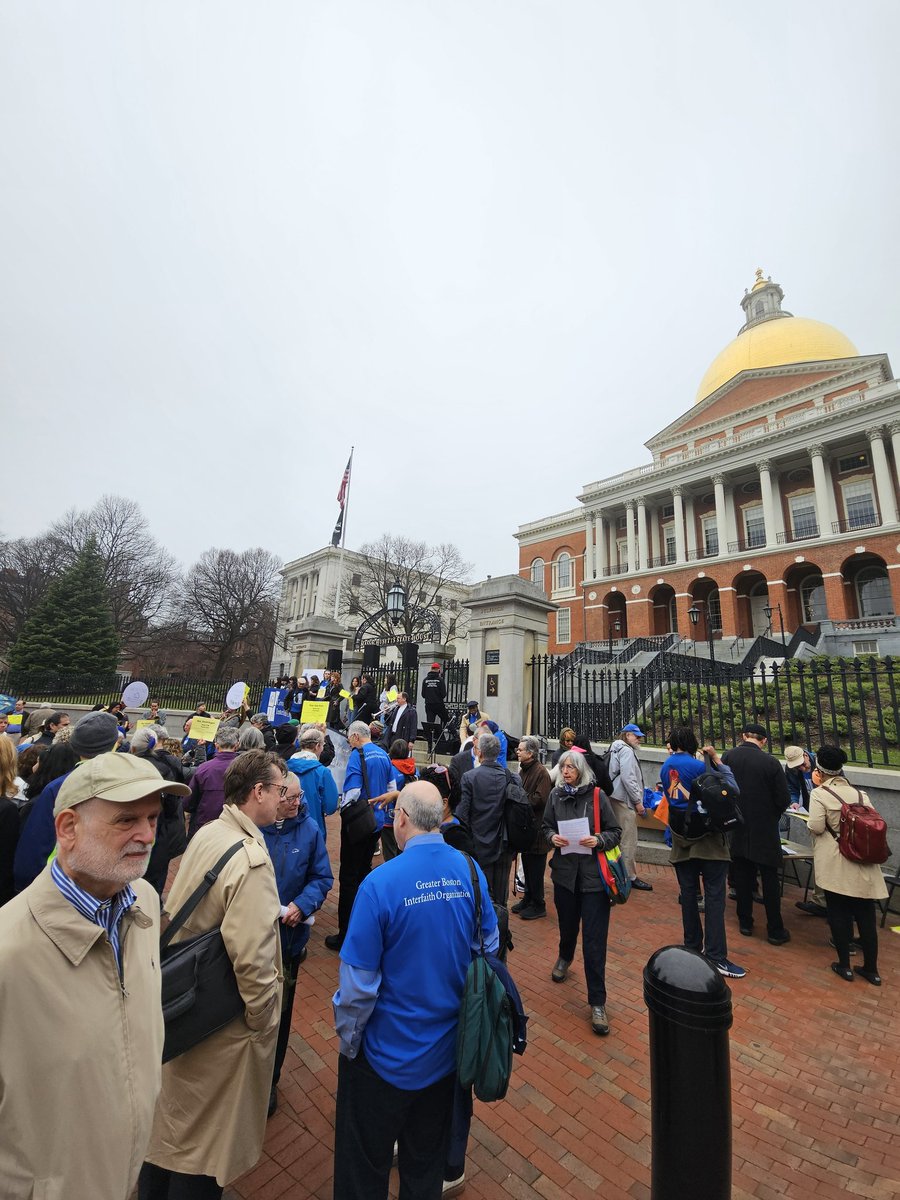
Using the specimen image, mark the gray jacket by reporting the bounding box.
[457,760,526,865]
[608,740,644,808]
[542,783,622,893]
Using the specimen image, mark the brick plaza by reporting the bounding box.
[220,822,900,1200]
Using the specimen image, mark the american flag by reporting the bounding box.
[331,452,353,546]
[336,455,351,507]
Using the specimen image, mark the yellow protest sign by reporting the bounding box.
[135,719,156,730]
[189,716,220,741]
[7,714,23,732]
[300,701,329,725]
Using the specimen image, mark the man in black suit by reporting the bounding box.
[722,723,792,946]
[381,691,418,749]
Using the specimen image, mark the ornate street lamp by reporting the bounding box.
[386,580,407,626]
[688,601,715,663]
[764,601,786,648]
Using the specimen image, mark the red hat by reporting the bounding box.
[431,663,441,670]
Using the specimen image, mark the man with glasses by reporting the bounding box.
[333,780,498,1200]
[140,751,285,1200]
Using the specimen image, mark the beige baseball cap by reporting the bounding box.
[54,753,190,816]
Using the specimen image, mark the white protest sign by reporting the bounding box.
[122,681,149,708]
[225,681,247,710]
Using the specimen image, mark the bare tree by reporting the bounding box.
[0,534,60,653]
[178,547,282,677]
[335,535,472,644]
[49,495,179,652]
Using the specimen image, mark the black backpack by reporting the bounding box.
[681,771,743,839]
[503,772,536,853]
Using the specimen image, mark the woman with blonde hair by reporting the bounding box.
[0,737,21,905]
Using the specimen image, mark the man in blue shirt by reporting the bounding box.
[325,721,398,952]
[333,780,498,1200]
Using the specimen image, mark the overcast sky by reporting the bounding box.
[2,2,898,585]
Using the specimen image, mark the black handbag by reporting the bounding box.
[339,748,378,844]
[159,841,245,1063]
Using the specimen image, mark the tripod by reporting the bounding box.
[428,706,465,763]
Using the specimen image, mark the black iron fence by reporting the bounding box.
[531,654,900,768]
[357,659,469,711]
[0,670,269,714]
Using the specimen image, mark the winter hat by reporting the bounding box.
[815,745,847,775]
[55,752,189,816]
[70,711,120,759]
[275,724,298,746]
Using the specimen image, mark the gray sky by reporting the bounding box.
[2,2,898,584]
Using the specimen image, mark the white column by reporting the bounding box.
[672,486,686,563]
[713,474,727,557]
[595,513,608,577]
[685,494,697,557]
[625,500,636,573]
[650,504,660,563]
[584,512,595,580]
[636,496,649,570]
[889,421,900,500]
[769,464,786,542]
[868,427,897,525]
[725,486,739,551]
[809,444,836,535]
[757,459,776,549]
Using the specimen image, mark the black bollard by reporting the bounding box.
[643,946,733,1200]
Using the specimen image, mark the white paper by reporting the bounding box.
[557,817,592,855]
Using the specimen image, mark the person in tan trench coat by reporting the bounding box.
[140,750,285,1199]
[808,744,888,986]
[0,753,184,1200]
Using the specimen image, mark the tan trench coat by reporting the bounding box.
[0,868,163,1200]
[145,803,282,1185]
[808,776,889,901]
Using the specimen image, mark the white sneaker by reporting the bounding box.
[442,1174,465,1196]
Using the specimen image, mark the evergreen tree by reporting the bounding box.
[9,540,119,675]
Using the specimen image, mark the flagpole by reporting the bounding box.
[333,447,354,621]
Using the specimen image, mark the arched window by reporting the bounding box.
[800,574,827,622]
[530,558,545,588]
[856,567,894,618]
[556,552,572,591]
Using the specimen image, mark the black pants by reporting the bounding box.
[272,948,305,1086]
[554,879,611,1006]
[138,1164,222,1200]
[334,1050,455,1200]
[674,859,728,963]
[732,856,785,935]
[425,704,450,749]
[477,852,513,904]
[445,1079,473,1182]
[825,890,879,972]
[521,850,548,909]
[337,830,381,936]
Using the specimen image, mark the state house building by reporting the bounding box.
[515,272,900,654]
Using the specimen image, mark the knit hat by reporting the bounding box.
[70,711,120,758]
[784,745,805,769]
[55,752,189,816]
[815,745,847,774]
[275,723,298,745]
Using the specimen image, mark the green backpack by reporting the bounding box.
[455,855,514,1102]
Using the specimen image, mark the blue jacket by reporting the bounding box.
[286,754,339,841]
[262,801,334,961]
[13,773,73,892]
[342,743,397,833]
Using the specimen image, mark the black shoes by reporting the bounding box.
[511,898,529,914]
[324,933,344,952]
[854,967,882,986]
[739,925,754,937]
[520,906,547,920]
[796,900,828,917]
[767,929,791,946]
[551,957,571,983]
[267,1086,278,1118]
[631,878,653,892]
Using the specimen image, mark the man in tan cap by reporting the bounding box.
[0,754,190,1200]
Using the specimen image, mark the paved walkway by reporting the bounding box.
[227,829,900,1200]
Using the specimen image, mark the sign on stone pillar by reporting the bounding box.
[462,575,557,736]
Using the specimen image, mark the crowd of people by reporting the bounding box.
[0,684,892,1199]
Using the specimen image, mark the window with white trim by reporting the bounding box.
[530,558,545,589]
[853,640,879,656]
[616,538,628,571]
[789,493,819,539]
[856,567,893,617]
[662,522,676,563]
[298,575,309,616]
[701,516,719,556]
[743,504,766,548]
[552,552,574,593]
[841,480,878,529]
[800,574,827,622]
[556,608,571,644]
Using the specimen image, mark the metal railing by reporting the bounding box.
[776,525,819,544]
[832,514,880,534]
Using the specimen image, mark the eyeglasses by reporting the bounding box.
[263,782,288,799]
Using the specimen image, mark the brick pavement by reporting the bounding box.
[224,826,899,1200]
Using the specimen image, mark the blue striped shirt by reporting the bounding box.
[50,859,137,977]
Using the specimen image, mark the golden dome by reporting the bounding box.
[696,315,858,403]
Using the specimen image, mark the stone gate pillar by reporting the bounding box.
[462,576,557,736]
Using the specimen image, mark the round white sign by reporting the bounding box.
[122,681,149,708]
[226,681,247,710]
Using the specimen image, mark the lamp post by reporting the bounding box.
[687,601,715,664]
[386,580,407,627]
[608,617,621,660]
[764,601,786,648]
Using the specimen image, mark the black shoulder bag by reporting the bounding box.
[340,747,378,844]
[159,841,245,1062]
